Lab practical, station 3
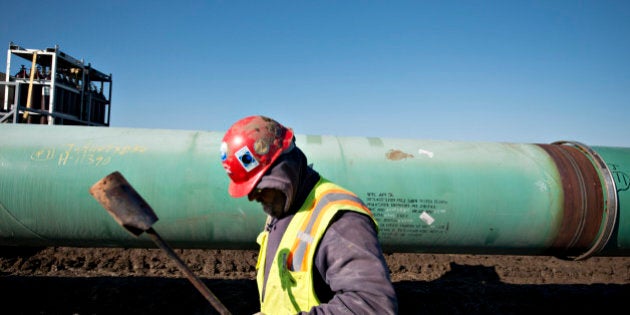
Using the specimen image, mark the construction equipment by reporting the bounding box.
[89,171,231,315]
[1,42,112,125]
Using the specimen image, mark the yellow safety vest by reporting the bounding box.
[255,178,377,314]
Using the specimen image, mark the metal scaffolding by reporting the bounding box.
[1,42,112,126]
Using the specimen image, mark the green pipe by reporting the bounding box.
[0,124,628,260]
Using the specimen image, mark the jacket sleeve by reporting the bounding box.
[300,211,398,315]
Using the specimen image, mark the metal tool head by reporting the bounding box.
[89,171,158,236]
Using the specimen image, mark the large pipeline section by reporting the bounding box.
[0,124,628,260]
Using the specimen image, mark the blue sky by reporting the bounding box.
[2,1,629,147]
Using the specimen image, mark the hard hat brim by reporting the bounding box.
[227,167,266,198]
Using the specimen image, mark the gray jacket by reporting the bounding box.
[256,146,398,314]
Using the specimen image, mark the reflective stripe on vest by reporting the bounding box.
[288,189,372,271]
[257,178,378,314]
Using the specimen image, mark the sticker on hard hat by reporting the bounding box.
[235,146,259,172]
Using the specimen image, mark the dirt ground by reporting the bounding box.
[1,246,629,315]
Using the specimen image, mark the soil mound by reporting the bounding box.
[1,247,629,314]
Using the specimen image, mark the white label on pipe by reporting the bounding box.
[420,211,435,225]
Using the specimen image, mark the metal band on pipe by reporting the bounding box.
[553,141,619,260]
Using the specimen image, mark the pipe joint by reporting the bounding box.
[548,141,618,260]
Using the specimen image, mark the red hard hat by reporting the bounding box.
[220,115,294,197]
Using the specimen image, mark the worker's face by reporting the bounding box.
[248,188,286,218]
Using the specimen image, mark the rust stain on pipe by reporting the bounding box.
[386,149,414,161]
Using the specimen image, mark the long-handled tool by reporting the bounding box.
[89,171,231,315]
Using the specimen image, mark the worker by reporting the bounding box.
[220,115,398,314]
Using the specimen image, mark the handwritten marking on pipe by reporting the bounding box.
[418,149,434,158]
[420,211,435,225]
[385,149,413,160]
[608,164,629,191]
[30,144,147,166]
[612,170,629,191]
